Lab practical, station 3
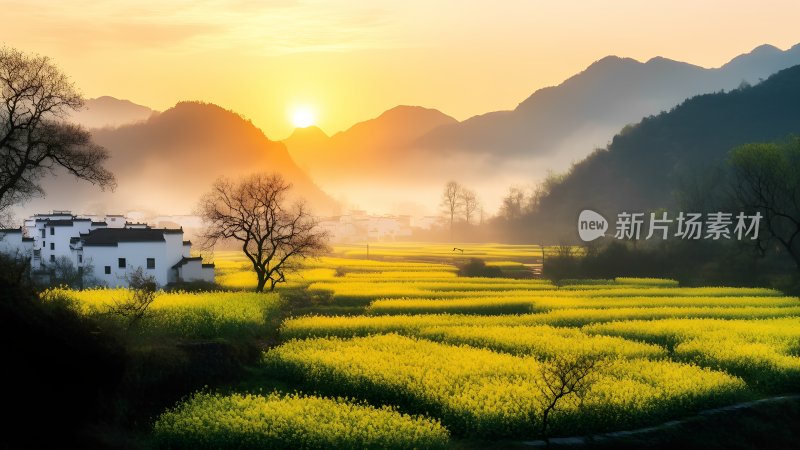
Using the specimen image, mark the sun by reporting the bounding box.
[291,106,316,128]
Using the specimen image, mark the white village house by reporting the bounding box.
[1,211,214,287]
[317,210,415,243]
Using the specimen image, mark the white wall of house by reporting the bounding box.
[172,257,215,283]
[30,218,100,268]
[163,232,185,266]
[7,212,216,287]
[177,259,204,282]
[105,215,126,228]
[318,212,414,243]
[85,241,169,287]
[201,264,215,282]
[0,229,33,260]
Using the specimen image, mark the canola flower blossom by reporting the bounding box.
[153,391,450,449]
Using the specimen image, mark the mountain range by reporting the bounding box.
[24,102,336,219]
[280,43,800,211]
[418,43,800,159]
[531,63,800,241]
[20,42,800,220]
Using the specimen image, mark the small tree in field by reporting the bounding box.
[107,267,158,328]
[197,173,329,292]
[534,353,605,444]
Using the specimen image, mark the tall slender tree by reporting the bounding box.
[440,180,463,235]
[460,188,479,225]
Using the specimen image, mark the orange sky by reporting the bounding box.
[2,0,800,139]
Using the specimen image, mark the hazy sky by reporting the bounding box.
[2,0,800,138]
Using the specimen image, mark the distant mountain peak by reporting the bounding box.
[721,43,797,71]
[89,95,142,105]
[286,125,328,141]
[750,43,782,54]
[70,96,155,129]
[376,105,455,121]
[84,100,338,215]
[645,56,686,65]
[332,105,456,138]
[586,55,641,69]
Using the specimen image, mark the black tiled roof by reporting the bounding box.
[0,228,22,233]
[182,240,192,245]
[172,256,202,269]
[82,228,167,246]
[46,220,77,227]
[201,263,215,268]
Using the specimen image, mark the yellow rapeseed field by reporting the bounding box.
[153,391,450,449]
[54,243,800,443]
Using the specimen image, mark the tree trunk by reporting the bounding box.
[255,270,267,292]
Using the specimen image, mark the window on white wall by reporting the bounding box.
[50,227,54,235]
[118,258,126,268]
[50,243,54,250]
[147,258,155,269]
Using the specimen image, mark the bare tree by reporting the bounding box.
[0,47,115,224]
[534,353,605,444]
[107,267,158,328]
[197,173,329,292]
[46,255,98,289]
[460,188,480,225]
[441,181,463,233]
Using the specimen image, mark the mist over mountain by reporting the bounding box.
[279,43,800,214]
[69,96,156,129]
[283,105,457,179]
[417,44,800,160]
[526,63,800,241]
[20,102,337,218]
[17,43,800,221]
[281,105,459,213]
[282,126,329,173]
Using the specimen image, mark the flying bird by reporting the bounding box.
[453,247,464,254]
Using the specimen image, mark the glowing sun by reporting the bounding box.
[291,106,316,128]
